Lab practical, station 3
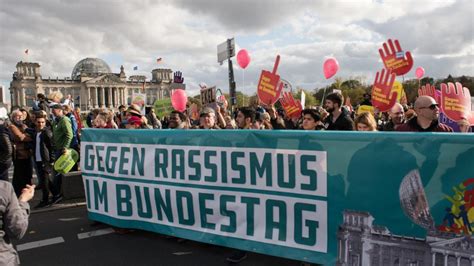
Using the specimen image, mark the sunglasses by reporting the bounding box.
[420,103,439,110]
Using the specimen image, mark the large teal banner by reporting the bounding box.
[80,129,474,265]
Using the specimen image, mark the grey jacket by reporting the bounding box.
[0,181,30,266]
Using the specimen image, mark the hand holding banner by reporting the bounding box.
[379,39,413,76]
[257,55,283,105]
[279,92,302,119]
[440,82,474,123]
[371,68,398,112]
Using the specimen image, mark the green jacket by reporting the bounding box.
[53,115,73,152]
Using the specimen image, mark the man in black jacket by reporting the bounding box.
[32,113,55,208]
[323,92,354,130]
[0,121,13,181]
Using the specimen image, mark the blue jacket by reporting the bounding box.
[67,113,79,148]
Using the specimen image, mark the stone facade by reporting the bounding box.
[337,210,474,266]
[9,58,183,111]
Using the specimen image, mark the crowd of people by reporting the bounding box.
[0,91,472,207]
[0,89,472,265]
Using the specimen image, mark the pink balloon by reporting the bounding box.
[237,49,251,69]
[415,67,425,79]
[323,57,339,79]
[171,89,187,112]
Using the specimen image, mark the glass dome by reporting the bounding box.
[71,58,112,80]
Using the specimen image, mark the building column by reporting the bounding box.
[86,87,91,110]
[94,87,98,108]
[89,87,93,108]
[104,87,112,108]
[123,88,127,105]
[100,87,105,108]
[117,88,123,105]
[112,88,116,108]
[20,89,24,106]
[344,239,348,263]
[338,239,342,262]
[13,89,17,106]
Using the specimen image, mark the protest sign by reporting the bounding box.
[200,86,216,106]
[357,105,374,115]
[391,81,407,103]
[379,39,413,76]
[441,82,473,123]
[418,83,441,106]
[279,92,302,119]
[257,55,283,105]
[153,99,173,118]
[81,129,474,265]
[371,68,398,112]
[132,93,146,115]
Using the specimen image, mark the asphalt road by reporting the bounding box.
[14,206,304,266]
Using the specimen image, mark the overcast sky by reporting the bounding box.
[0,0,473,102]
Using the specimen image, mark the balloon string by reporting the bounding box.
[242,69,245,106]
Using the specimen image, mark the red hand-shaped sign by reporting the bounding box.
[371,68,398,112]
[379,39,413,76]
[257,55,283,105]
[440,82,474,123]
[279,92,302,119]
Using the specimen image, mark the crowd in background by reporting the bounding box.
[0,90,472,264]
[0,92,471,191]
[0,90,471,209]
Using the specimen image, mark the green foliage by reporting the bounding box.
[295,88,318,107]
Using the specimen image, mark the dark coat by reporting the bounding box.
[396,117,453,132]
[324,108,355,131]
[32,127,55,164]
[0,125,13,165]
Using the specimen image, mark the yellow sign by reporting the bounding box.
[391,81,407,103]
[357,105,374,115]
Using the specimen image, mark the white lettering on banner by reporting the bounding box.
[81,142,327,197]
[83,176,328,253]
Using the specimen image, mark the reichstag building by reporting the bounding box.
[9,58,183,110]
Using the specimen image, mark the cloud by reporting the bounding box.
[0,0,472,103]
[171,0,309,34]
[366,0,473,55]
